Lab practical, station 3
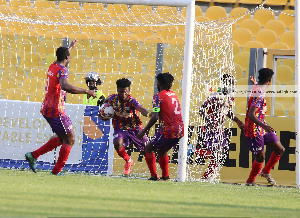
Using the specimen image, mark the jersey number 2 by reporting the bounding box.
[172,98,181,114]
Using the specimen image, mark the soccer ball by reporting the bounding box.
[98,103,114,119]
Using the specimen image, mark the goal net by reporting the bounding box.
[0,0,235,182]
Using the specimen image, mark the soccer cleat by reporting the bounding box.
[259,171,276,186]
[161,176,170,181]
[50,172,65,176]
[148,176,160,181]
[245,181,258,186]
[25,152,37,173]
[124,158,134,175]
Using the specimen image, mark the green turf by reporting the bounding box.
[0,169,299,217]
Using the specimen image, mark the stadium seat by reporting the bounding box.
[238,0,263,4]
[289,0,295,7]
[21,78,45,94]
[253,9,276,27]
[233,40,241,55]
[15,6,38,20]
[119,34,140,50]
[3,65,26,83]
[0,50,18,69]
[5,88,28,101]
[82,2,105,11]
[28,67,47,80]
[12,39,33,58]
[87,12,112,24]
[235,101,247,114]
[9,0,31,10]
[108,44,131,59]
[37,40,57,58]
[146,60,170,77]
[278,10,295,27]
[57,25,81,38]
[204,6,227,21]
[67,93,84,104]
[144,36,165,46]
[0,38,9,52]
[287,104,295,117]
[119,58,143,74]
[213,0,237,3]
[255,30,277,48]
[288,22,295,31]
[155,6,177,19]
[280,59,295,70]
[181,5,203,17]
[0,27,15,41]
[229,7,251,26]
[156,26,178,42]
[34,0,56,9]
[239,19,261,37]
[38,8,63,22]
[169,36,185,45]
[20,29,40,46]
[8,22,31,35]
[32,24,56,37]
[0,0,7,5]
[29,88,45,103]
[269,42,289,49]
[44,30,64,47]
[264,20,286,38]
[164,47,183,63]
[94,58,119,74]
[234,52,250,76]
[135,46,156,63]
[44,53,56,67]
[232,28,253,47]
[69,56,93,73]
[264,0,288,6]
[0,5,13,16]
[86,43,108,59]
[105,26,129,41]
[242,41,264,52]
[274,102,286,116]
[58,1,80,12]
[106,4,129,17]
[19,53,43,69]
[69,32,90,48]
[280,31,295,49]
[276,65,294,85]
[130,5,152,17]
[195,16,210,23]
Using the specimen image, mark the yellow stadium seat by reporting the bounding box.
[0,27,15,41]
[11,38,33,57]
[69,32,90,47]
[105,26,129,41]
[229,7,251,26]
[156,26,178,42]
[278,10,295,27]
[264,20,286,38]
[38,8,63,21]
[9,0,31,10]
[289,0,295,7]
[69,56,93,73]
[119,34,139,50]
[195,16,210,23]
[239,19,261,36]
[238,0,263,4]
[20,29,40,46]
[119,58,143,74]
[82,2,105,11]
[234,52,250,76]
[280,59,295,70]
[45,53,56,67]
[269,42,289,49]
[130,5,152,17]
[19,53,43,69]
[0,0,7,5]
[8,22,31,34]
[0,5,13,16]
[0,38,9,51]
[37,40,57,58]
[5,88,28,101]
[280,31,295,49]
[164,47,183,63]
[144,36,165,46]
[233,40,241,55]
[86,43,108,59]
[287,103,295,117]
[108,44,131,59]
[181,5,203,17]
[67,93,84,104]
[253,9,276,26]
[276,65,294,85]
[34,0,56,9]
[235,101,247,114]
[155,6,177,19]
[3,65,26,83]
[57,25,81,38]
[288,22,295,31]
[169,36,185,45]
[232,28,253,47]
[94,58,119,74]
[15,6,38,20]
[58,1,80,11]
[274,102,286,116]
[255,30,277,48]
[82,26,106,40]
[21,78,45,94]
[44,30,64,47]
[242,41,264,52]
[106,4,129,17]
[264,0,288,6]
[0,50,18,69]
[29,88,45,103]
[205,6,227,21]
[214,0,237,3]
[135,46,156,64]
[146,60,170,77]
[28,67,48,80]
[32,24,56,37]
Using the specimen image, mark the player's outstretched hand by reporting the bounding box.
[69,39,78,52]
[87,90,97,99]
[249,76,257,85]
[137,129,146,140]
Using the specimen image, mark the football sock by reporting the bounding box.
[31,137,61,159]
[158,155,169,177]
[202,159,216,179]
[145,152,157,177]
[116,146,130,162]
[247,160,263,183]
[52,143,72,175]
[262,152,281,174]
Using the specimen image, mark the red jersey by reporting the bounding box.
[107,94,143,131]
[244,86,268,138]
[153,90,184,138]
[40,62,68,118]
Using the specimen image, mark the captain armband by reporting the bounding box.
[153,107,160,113]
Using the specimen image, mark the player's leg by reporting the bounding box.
[157,145,174,181]
[259,132,285,185]
[245,136,265,186]
[144,142,159,180]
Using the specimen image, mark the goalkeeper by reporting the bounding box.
[83,71,106,106]
[197,74,244,180]
[99,78,150,176]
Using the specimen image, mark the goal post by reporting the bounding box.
[69,0,196,182]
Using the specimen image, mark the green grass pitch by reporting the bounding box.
[0,169,299,217]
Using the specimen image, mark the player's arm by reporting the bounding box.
[248,106,274,132]
[137,110,159,140]
[97,95,106,106]
[68,39,77,52]
[227,111,244,129]
[136,106,150,117]
[60,78,97,98]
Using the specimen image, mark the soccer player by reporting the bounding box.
[24,39,97,175]
[197,74,244,180]
[137,73,184,180]
[83,71,105,106]
[244,68,285,186]
[99,78,150,176]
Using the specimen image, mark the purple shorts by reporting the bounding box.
[197,130,228,151]
[246,131,279,154]
[43,115,74,135]
[149,131,181,151]
[113,129,147,152]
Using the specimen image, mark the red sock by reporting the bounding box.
[116,146,130,162]
[262,152,281,174]
[247,160,263,183]
[202,160,216,179]
[31,137,61,159]
[158,155,169,177]
[145,152,157,177]
[52,143,72,174]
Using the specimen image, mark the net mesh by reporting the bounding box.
[0,0,241,182]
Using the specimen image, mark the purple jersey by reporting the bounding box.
[107,94,143,131]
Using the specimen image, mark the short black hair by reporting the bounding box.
[56,47,70,62]
[156,72,174,90]
[116,78,131,88]
[258,68,274,84]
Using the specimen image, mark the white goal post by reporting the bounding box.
[68,0,195,182]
